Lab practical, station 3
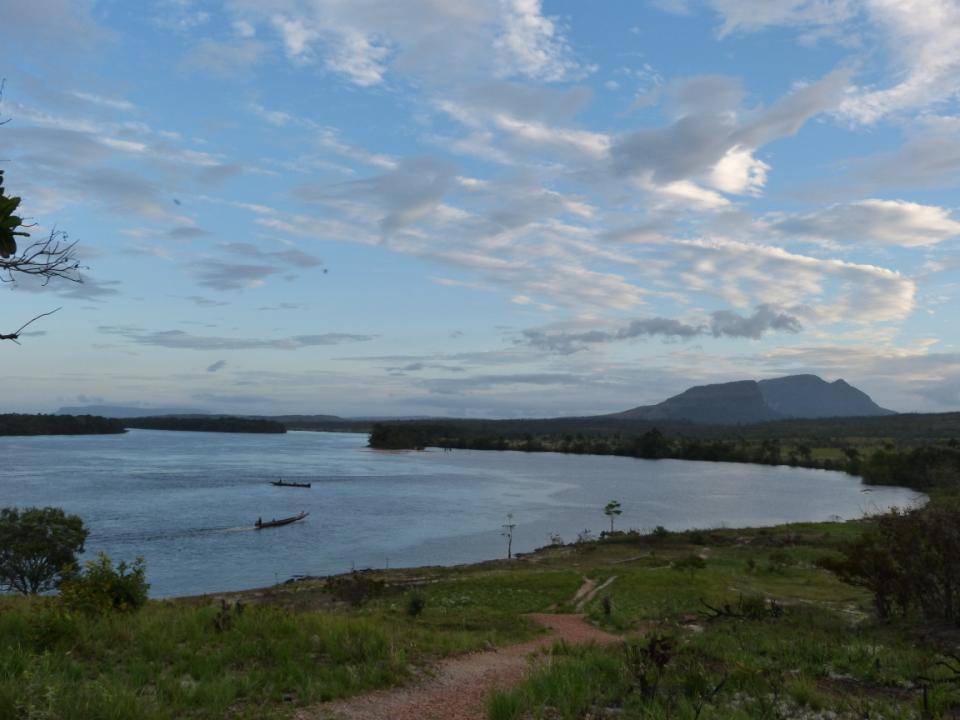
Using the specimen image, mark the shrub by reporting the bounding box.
[28,601,79,650]
[623,634,674,700]
[820,503,960,622]
[576,529,595,544]
[673,554,706,579]
[651,525,670,541]
[327,572,386,606]
[405,592,426,618]
[60,553,149,614]
[766,550,797,574]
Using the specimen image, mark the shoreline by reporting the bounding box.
[176,507,928,602]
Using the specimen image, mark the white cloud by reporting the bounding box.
[708,145,770,195]
[68,92,137,113]
[839,0,960,123]
[698,0,960,121]
[223,0,583,87]
[770,199,960,247]
[492,0,586,81]
[707,0,858,37]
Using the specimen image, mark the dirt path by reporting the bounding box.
[306,614,619,720]
[573,575,617,612]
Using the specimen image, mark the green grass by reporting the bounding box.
[490,524,960,719]
[0,566,578,720]
[491,607,959,719]
[3,517,957,719]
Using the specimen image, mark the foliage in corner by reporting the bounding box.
[0,169,29,259]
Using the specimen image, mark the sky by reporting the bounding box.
[1,0,959,418]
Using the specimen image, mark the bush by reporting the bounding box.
[651,525,670,541]
[405,592,426,618]
[765,550,797,574]
[673,554,706,579]
[327,572,386,606]
[820,503,960,622]
[28,601,79,650]
[61,553,149,614]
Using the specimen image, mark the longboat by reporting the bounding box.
[254,511,309,529]
[270,479,312,488]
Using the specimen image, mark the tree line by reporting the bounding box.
[0,413,124,436]
[369,422,960,493]
[123,416,287,434]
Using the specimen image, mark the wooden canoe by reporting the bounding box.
[254,511,309,529]
[270,479,312,488]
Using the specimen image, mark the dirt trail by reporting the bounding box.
[573,575,617,612]
[307,613,619,720]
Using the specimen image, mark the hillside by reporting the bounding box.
[613,374,893,424]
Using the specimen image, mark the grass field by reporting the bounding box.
[1,519,956,719]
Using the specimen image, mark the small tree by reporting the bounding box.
[0,507,87,594]
[604,500,622,533]
[501,513,516,560]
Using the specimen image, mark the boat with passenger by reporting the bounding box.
[255,511,309,529]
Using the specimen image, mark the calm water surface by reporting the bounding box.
[0,430,924,597]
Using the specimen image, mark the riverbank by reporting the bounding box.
[3,513,956,719]
[369,418,960,494]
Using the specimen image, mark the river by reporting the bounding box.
[0,429,924,597]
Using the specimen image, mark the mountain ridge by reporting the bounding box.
[612,374,894,424]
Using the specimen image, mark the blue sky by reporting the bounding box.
[1,0,959,417]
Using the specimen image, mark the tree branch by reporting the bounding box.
[0,307,61,343]
[0,229,82,284]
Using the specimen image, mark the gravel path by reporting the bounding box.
[306,613,619,720]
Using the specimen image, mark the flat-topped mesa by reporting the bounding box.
[611,374,894,425]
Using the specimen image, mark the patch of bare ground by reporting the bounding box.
[305,613,619,720]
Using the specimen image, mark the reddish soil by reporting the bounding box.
[306,613,619,720]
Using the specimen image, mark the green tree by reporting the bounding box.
[604,500,622,533]
[0,507,87,594]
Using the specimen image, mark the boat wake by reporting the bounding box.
[90,523,258,544]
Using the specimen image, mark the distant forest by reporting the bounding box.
[367,414,960,493]
[123,416,286,434]
[0,414,125,436]
[367,412,960,444]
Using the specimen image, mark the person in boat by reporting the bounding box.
[256,517,262,528]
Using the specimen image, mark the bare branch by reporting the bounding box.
[0,229,83,284]
[0,78,8,126]
[0,307,62,343]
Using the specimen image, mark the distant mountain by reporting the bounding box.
[612,374,894,424]
[57,405,206,418]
